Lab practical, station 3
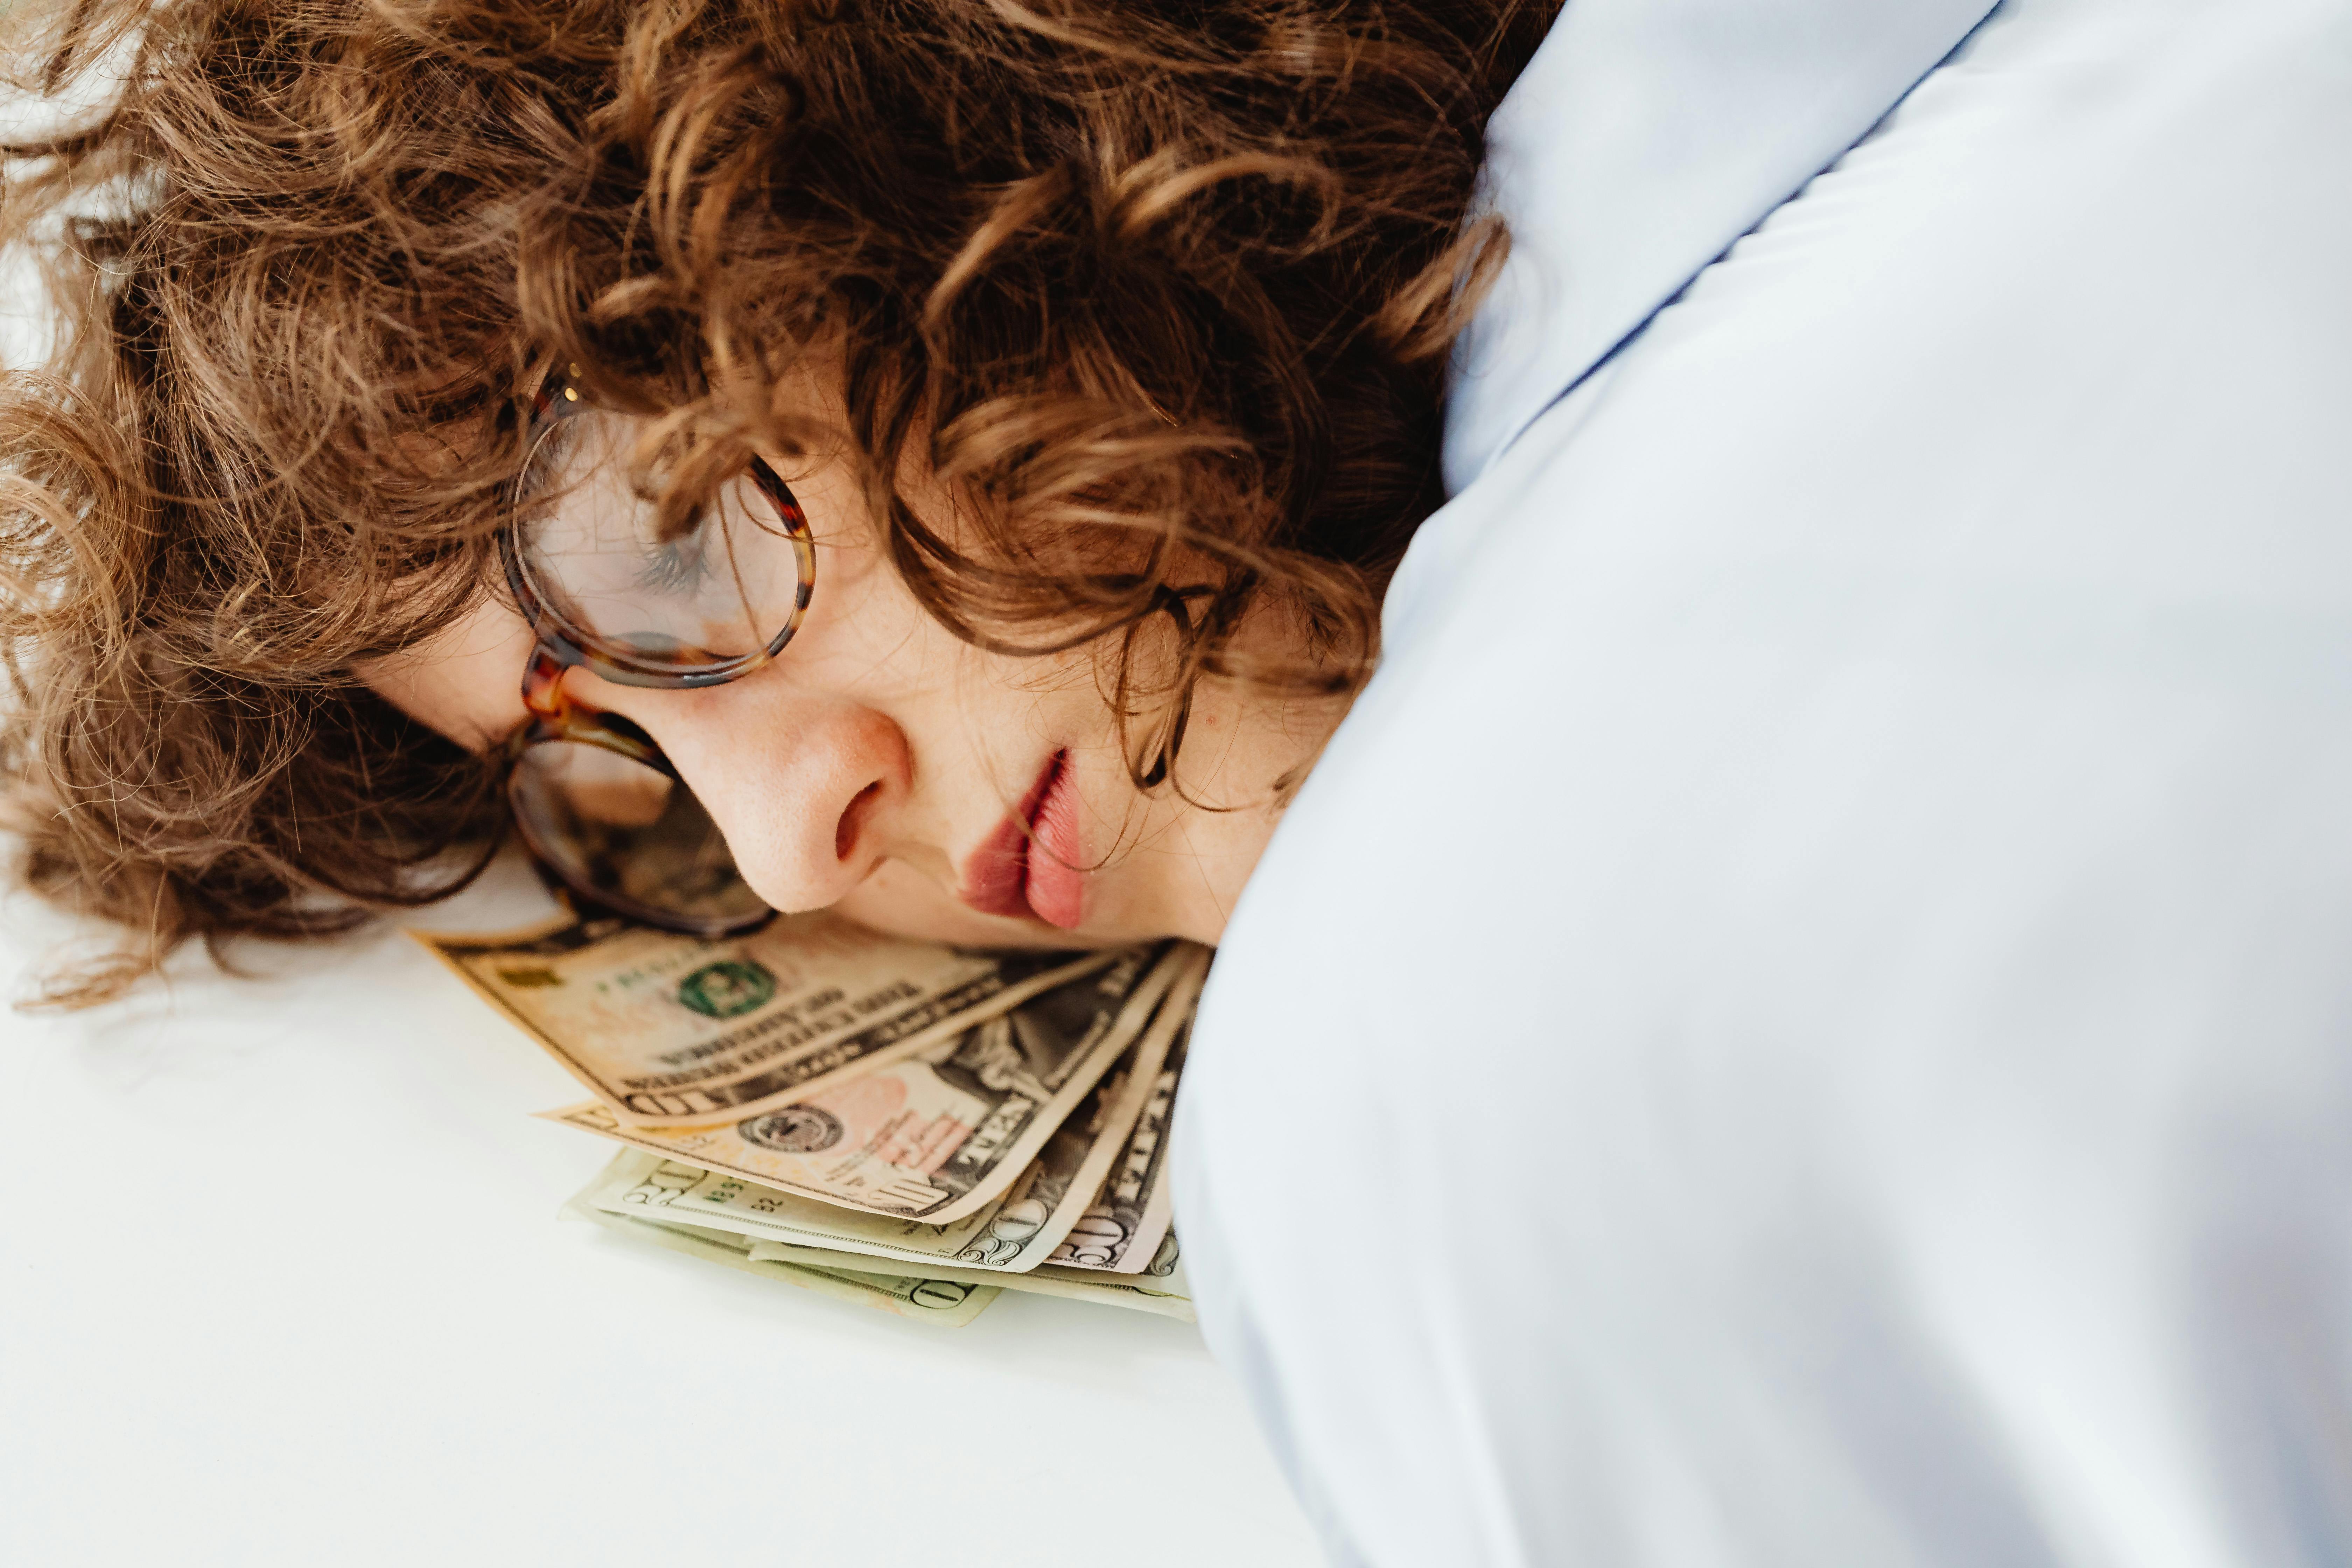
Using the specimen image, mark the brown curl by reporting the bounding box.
[0,0,1549,1006]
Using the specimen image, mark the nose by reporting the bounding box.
[565,665,908,914]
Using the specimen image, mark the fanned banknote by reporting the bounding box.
[420,900,1221,1325]
[744,1239,1194,1322]
[579,1153,1195,1322]
[1051,1015,1188,1272]
[559,1183,998,1325]
[540,942,1190,1224]
[582,953,1206,1273]
[417,910,1124,1125]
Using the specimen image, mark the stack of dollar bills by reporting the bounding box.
[420,914,1207,1327]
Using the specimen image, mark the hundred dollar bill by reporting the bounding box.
[541,942,1195,1224]
[584,954,1206,1274]
[1051,1015,1188,1273]
[559,1184,996,1325]
[417,909,1121,1126]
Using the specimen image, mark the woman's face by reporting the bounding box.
[360,405,1341,952]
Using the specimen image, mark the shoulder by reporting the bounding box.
[1215,0,2352,1060]
[1177,0,2352,1558]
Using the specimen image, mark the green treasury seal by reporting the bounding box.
[676,959,777,1019]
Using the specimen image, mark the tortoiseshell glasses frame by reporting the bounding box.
[495,366,816,934]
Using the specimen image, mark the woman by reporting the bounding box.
[15,2,2352,1566]
[0,0,1548,1000]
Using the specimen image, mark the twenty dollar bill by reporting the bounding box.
[418,910,1124,1125]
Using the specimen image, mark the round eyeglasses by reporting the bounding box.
[498,367,814,935]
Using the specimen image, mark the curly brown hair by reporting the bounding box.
[0,0,1548,1006]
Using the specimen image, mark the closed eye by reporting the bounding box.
[636,524,716,597]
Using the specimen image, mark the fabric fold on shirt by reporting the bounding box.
[1444,0,2000,491]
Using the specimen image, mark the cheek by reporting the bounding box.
[355,595,537,750]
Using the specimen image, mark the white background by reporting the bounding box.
[0,858,1316,1567]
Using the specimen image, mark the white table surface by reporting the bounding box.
[0,855,1316,1568]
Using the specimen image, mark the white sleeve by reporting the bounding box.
[1174,1,2352,1563]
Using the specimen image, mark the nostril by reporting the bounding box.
[836,780,882,862]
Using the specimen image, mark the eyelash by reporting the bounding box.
[520,418,786,603]
[638,528,715,597]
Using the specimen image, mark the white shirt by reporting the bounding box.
[1175,0,2352,1563]
[1444,0,1995,489]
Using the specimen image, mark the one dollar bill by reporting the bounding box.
[579,1153,1194,1322]
[560,1183,998,1325]
[744,1239,1194,1322]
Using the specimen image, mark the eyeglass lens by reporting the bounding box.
[513,408,804,668]
[508,737,771,933]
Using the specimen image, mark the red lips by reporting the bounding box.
[957,750,1087,930]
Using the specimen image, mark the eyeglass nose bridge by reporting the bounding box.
[516,644,680,780]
